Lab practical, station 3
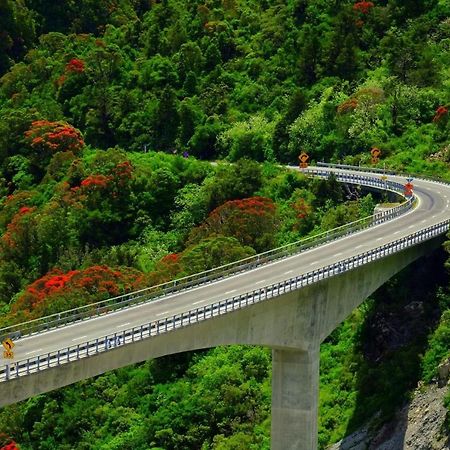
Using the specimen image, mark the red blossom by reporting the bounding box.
[190,197,277,250]
[112,161,133,184]
[433,106,448,122]
[353,1,374,14]
[25,120,84,154]
[11,266,142,318]
[18,206,33,215]
[65,58,85,73]
[2,207,37,250]
[80,175,110,189]
[0,433,19,450]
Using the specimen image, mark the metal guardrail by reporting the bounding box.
[1,219,448,382]
[0,170,414,341]
[317,162,450,185]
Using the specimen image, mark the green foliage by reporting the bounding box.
[0,0,36,75]
[0,347,271,449]
[0,0,449,448]
[422,308,450,383]
[180,236,256,274]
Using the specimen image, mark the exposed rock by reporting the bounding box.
[328,384,449,450]
[438,358,450,387]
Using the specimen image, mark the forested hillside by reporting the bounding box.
[0,0,449,449]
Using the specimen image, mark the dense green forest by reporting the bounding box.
[0,0,449,448]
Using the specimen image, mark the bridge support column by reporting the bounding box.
[271,346,319,450]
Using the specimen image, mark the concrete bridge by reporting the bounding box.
[0,167,449,450]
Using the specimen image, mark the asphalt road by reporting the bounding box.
[2,168,450,366]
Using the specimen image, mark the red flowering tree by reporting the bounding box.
[0,206,38,269]
[65,58,85,74]
[10,265,143,320]
[353,1,374,14]
[25,120,84,155]
[0,191,37,231]
[61,159,135,247]
[152,253,183,282]
[80,174,110,190]
[433,106,448,123]
[0,433,19,450]
[24,120,84,173]
[72,160,133,209]
[74,161,133,194]
[189,196,278,251]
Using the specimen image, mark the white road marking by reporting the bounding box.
[355,245,363,249]
[284,270,294,275]
[254,279,266,285]
[25,348,43,355]
[72,336,87,342]
[333,252,343,257]
[408,225,415,229]
[116,323,130,328]
[225,290,237,294]
[310,261,319,265]
[192,300,205,305]
[376,237,383,241]
[156,311,170,316]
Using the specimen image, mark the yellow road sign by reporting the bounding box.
[2,338,14,351]
[3,350,14,359]
[371,147,381,164]
[299,152,309,168]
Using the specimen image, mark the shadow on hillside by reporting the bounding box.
[339,249,448,449]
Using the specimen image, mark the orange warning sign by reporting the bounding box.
[371,147,381,164]
[3,350,14,359]
[298,152,309,169]
[404,182,413,196]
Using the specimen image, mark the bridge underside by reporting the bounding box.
[0,236,444,449]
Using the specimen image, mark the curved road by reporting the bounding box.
[2,168,450,368]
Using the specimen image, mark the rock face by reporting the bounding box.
[328,383,449,450]
[438,359,450,388]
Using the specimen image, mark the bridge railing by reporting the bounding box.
[0,170,415,342]
[316,162,450,185]
[1,218,448,383]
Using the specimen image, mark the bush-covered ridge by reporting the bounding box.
[0,0,449,172]
[0,0,449,448]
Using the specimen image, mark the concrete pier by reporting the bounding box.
[272,347,320,450]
